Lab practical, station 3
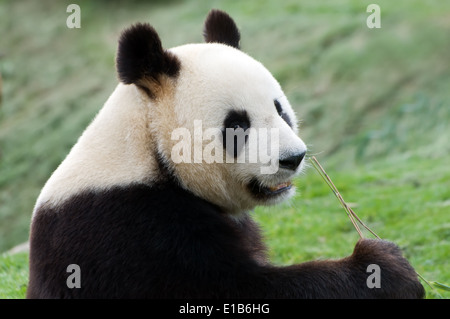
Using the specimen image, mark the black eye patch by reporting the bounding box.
[222,110,251,158]
[274,99,293,128]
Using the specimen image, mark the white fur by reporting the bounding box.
[34,84,156,215]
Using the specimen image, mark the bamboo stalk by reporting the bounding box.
[309,156,364,238]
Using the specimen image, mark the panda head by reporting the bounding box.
[116,10,308,215]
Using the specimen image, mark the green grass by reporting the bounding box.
[0,253,28,299]
[0,0,449,298]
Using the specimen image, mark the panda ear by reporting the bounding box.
[116,23,180,94]
[203,9,240,49]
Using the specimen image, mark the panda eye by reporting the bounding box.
[228,121,249,132]
[274,99,293,128]
[223,110,250,132]
[274,99,283,116]
[231,123,243,130]
[222,110,251,158]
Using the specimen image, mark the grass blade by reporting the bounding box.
[430,281,450,292]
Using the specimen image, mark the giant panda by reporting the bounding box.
[27,10,424,299]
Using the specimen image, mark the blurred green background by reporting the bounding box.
[0,0,449,298]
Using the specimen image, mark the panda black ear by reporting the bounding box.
[203,9,240,49]
[116,23,180,94]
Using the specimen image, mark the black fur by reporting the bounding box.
[27,182,266,298]
[116,23,180,94]
[222,110,251,158]
[203,9,241,49]
[27,180,424,298]
[274,99,293,128]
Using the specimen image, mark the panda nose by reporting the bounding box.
[279,151,306,171]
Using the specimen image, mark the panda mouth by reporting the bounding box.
[248,179,292,198]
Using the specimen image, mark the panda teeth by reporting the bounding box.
[248,179,292,197]
[268,181,291,192]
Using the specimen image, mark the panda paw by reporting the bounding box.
[349,238,425,299]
